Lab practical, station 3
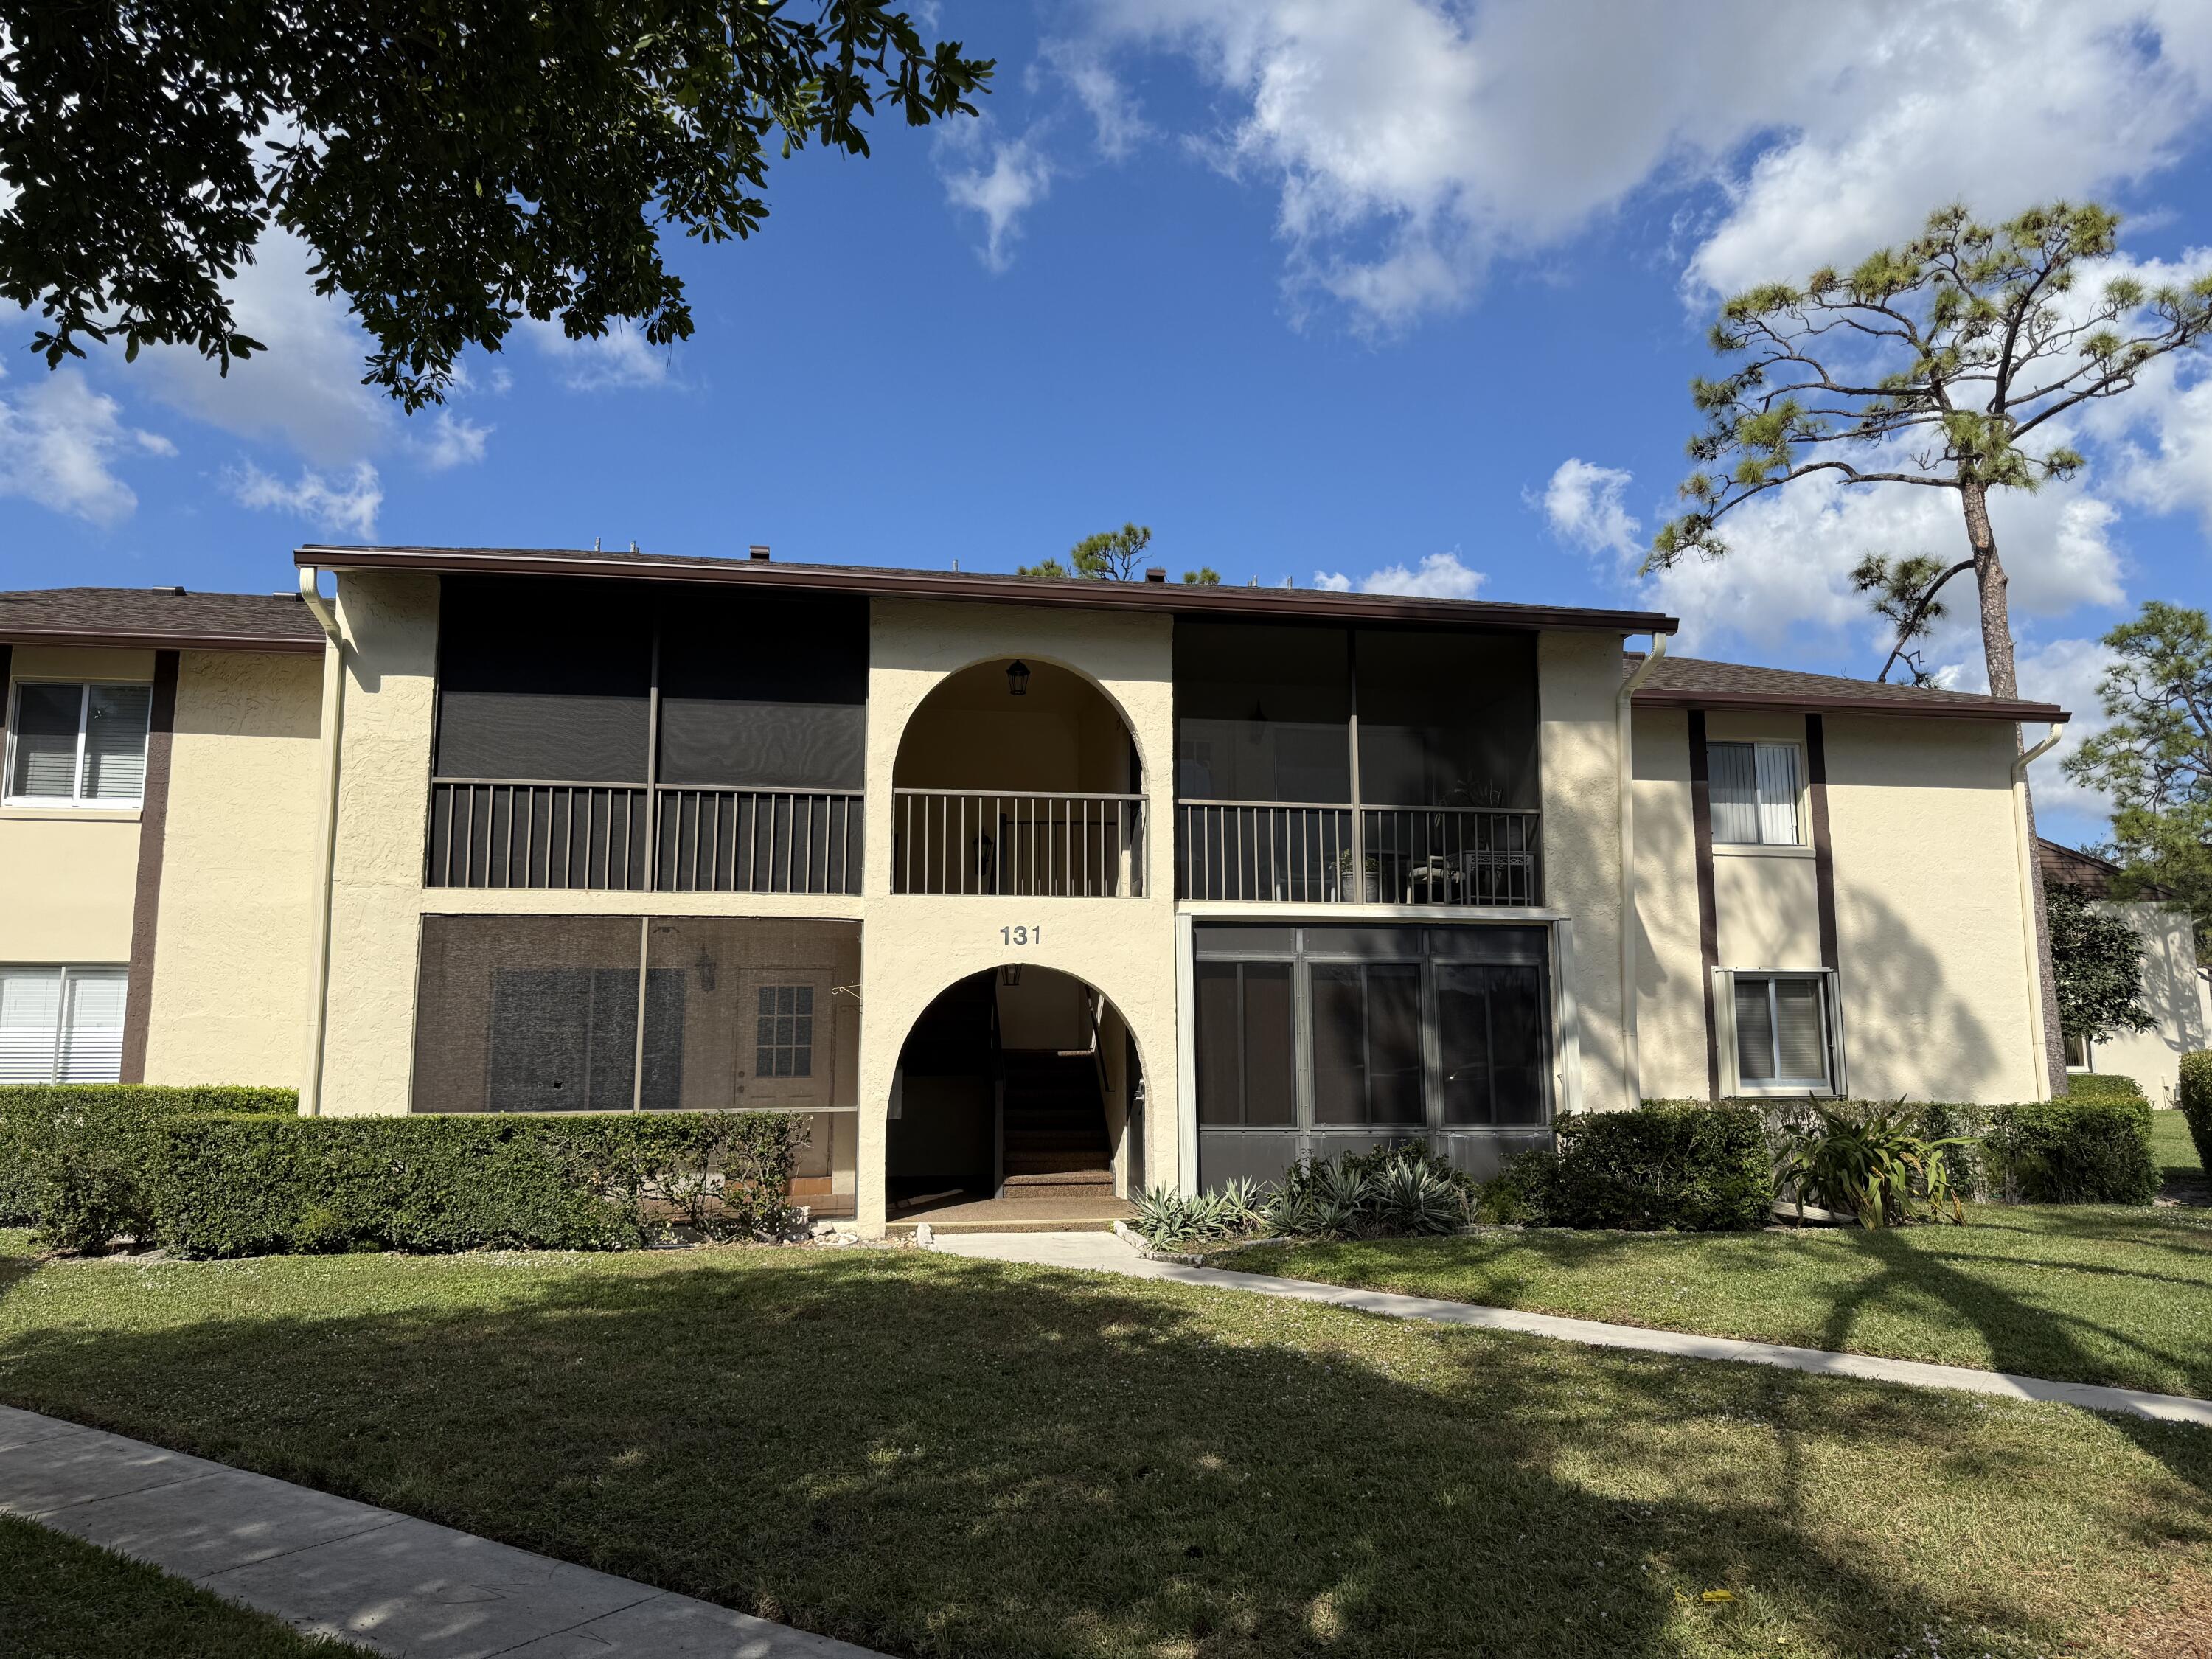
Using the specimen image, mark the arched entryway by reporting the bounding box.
[886,964,1144,1231]
[891,657,1145,897]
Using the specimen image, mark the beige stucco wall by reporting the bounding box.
[0,645,150,966]
[1825,715,2041,1103]
[1630,706,1705,1101]
[2081,900,2208,1105]
[859,597,1179,1231]
[143,650,324,1084]
[1712,852,1823,970]
[1537,631,1631,1111]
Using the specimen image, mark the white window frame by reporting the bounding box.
[1708,740,1806,848]
[1714,967,1844,1096]
[3,678,153,809]
[0,963,131,1084]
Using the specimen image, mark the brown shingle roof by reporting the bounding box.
[296,544,1681,636]
[0,588,325,653]
[2037,838,2174,900]
[1629,652,2067,723]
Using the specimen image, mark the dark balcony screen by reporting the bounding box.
[1354,629,1537,808]
[1194,960,1296,1127]
[434,578,654,783]
[1310,960,1424,1127]
[1437,961,1548,1125]
[1176,622,1351,802]
[657,594,867,790]
[639,917,861,1112]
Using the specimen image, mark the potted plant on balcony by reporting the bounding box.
[1336,848,1382,902]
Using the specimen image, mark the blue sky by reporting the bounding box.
[5,0,2211,847]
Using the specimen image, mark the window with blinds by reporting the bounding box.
[0,966,129,1083]
[1731,973,1834,1091]
[1707,740,1801,846]
[5,682,153,806]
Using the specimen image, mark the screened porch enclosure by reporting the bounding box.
[427,577,866,894]
[1193,923,1554,1189]
[1174,622,1542,907]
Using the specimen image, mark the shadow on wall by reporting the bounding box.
[2,1251,2199,1655]
[1832,881,2006,1102]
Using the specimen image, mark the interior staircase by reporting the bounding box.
[1000,1051,1114,1197]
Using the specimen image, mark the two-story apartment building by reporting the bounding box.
[1,547,2072,1234]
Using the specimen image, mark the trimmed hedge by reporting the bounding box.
[2179,1051,2211,1179]
[1,1093,804,1256]
[2059,1073,2146,1102]
[1498,1102,1773,1231]
[0,1086,298,1226]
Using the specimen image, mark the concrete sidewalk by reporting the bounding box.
[931,1229,2212,1429]
[0,1404,885,1659]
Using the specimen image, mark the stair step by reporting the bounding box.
[1003,1166,1113,1188]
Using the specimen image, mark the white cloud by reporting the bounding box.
[524,319,675,392]
[227,460,383,538]
[1313,549,1484,599]
[938,123,1056,271]
[1080,0,2212,327]
[1043,38,1151,159]
[1536,459,1641,564]
[414,411,492,470]
[139,228,394,466]
[0,366,172,526]
[2013,634,2120,818]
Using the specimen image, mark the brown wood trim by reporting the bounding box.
[1805,714,1840,972]
[0,627,322,655]
[1688,709,1722,1099]
[296,544,1680,636]
[0,644,12,776]
[119,651,180,1083]
[1635,685,2065,724]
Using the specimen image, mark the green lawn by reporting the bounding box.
[1,1233,2208,1658]
[1233,1200,2212,1398]
[0,1512,364,1658]
[2154,1104,2206,1193]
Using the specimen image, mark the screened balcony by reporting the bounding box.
[1174,622,1540,908]
[425,577,865,894]
[891,658,1144,897]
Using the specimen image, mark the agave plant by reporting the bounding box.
[1778,1100,1967,1228]
[1364,1154,1467,1237]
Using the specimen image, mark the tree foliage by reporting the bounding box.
[2042,879,2155,1045]
[2065,600,2212,950]
[1655,201,2212,698]
[0,0,992,408]
[1018,522,1155,581]
[1851,551,1969,684]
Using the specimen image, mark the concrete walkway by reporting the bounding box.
[931,1230,2212,1429]
[0,1404,885,1659]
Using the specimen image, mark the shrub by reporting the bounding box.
[1499,1103,1773,1231]
[2062,1073,2146,1102]
[0,1085,296,1227]
[2183,1052,2212,1178]
[1775,1101,1966,1227]
[1131,1145,1475,1249]
[5,1104,804,1256]
[1986,1097,2159,1205]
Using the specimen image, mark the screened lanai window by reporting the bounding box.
[1175,622,1351,802]
[1708,742,1801,846]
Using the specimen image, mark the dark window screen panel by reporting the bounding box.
[1439,961,1548,1125]
[1312,961,1420,1127]
[640,918,861,1112]
[1242,962,1296,1126]
[1175,622,1351,803]
[1310,963,1366,1126]
[1367,964,1424,1125]
[1734,978,1777,1082]
[435,577,653,783]
[1354,629,1537,808]
[10,683,81,798]
[1194,961,1243,1126]
[657,593,867,790]
[412,915,644,1113]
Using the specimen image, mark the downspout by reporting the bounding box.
[2009,723,2065,1101]
[298,566,345,1117]
[1615,634,1669,1107]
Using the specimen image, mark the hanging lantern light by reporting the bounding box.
[1006,659,1032,697]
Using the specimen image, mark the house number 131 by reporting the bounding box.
[1001,925,1042,946]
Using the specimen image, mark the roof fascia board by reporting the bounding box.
[1634,685,2067,723]
[0,627,324,655]
[295,544,1681,636]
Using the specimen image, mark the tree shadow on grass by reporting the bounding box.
[4,1251,2205,1657]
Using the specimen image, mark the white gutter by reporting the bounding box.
[1615,634,1669,1107]
[2009,723,2065,1102]
[298,566,345,1117]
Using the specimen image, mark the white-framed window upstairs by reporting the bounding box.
[1708,740,1801,846]
[0,966,129,1083]
[5,681,153,807]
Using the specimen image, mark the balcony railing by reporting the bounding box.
[428,779,861,894]
[1177,801,1540,907]
[892,789,1145,897]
